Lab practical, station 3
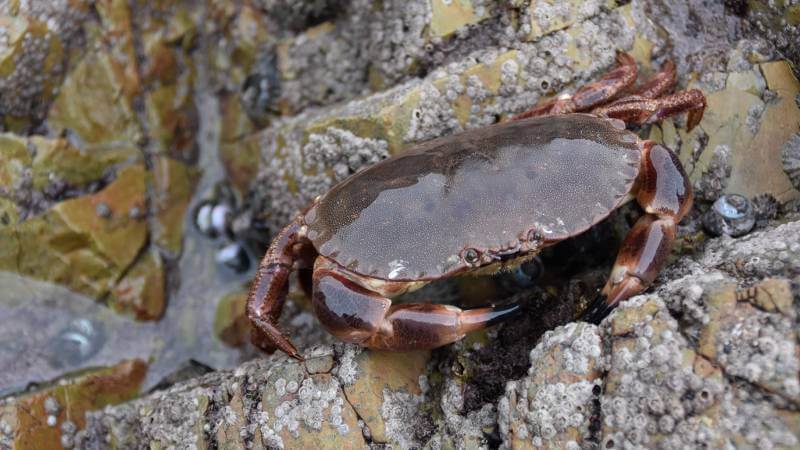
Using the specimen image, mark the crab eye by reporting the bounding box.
[527,228,543,243]
[462,248,481,266]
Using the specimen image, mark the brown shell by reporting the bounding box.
[304,114,642,280]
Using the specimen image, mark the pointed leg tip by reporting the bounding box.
[486,302,523,327]
[284,341,304,361]
[580,294,615,325]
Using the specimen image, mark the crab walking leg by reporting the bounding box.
[630,60,677,99]
[312,267,521,351]
[247,216,315,360]
[582,141,692,323]
[512,52,638,120]
[592,89,707,131]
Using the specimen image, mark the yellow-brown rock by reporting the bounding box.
[108,249,167,321]
[0,359,146,450]
[342,350,430,444]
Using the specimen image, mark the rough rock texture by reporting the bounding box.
[1,0,799,448]
[22,219,795,449]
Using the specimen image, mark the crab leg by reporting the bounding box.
[630,60,677,99]
[312,265,521,351]
[592,88,707,131]
[513,52,638,120]
[582,141,692,323]
[247,215,315,360]
[511,54,706,130]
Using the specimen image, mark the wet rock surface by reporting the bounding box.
[0,0,798,448]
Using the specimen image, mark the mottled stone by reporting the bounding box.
[28,136,139,190]
[429,0,489,38]
[0,164,147,300]
[0,360,146,450]
[669,61,800,203]
[499,322,603,449]
[219,130,262,196]
[47,50,142,147]
[342,349,429,444]
[698,280,799,403]
[0,133,139,219]
[108,249,167,321]
[214,290,250,347]
[257,357,364,449]
[53,164,147,270]
[522,0,616,41]
[215,389,248,450]
[149,157,198,255]
[598,297,729,449]
[0,1,88,128]
[304,347,335,375]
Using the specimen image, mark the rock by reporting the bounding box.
[341,348,430,445]
[429,0,490,38]
[0,133,140,218]
[0,164,148,300]
[654,59,800,204]
[47,50,142,147]
[698,280,799,402]
[214,290,250,347]
[149,157,198,255]
[499,223,800,448]
[598,297,728,449]
[499,322,603,449]
[520,0,616,41]
[782,133,800,191]
[108,249,167,321]
[0,1,88,129]
[0,359,146,449]
[74,352,369,449]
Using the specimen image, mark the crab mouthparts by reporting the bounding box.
[492,245,522,261]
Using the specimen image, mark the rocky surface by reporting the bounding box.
[4,218,789,449]
[0,0,799,448]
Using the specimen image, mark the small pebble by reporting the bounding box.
[128,205,144,220]
[95,202,112,218]
[44,397,60,415]
[60,434,73,448]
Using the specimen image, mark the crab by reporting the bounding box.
[247,53,706,360]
